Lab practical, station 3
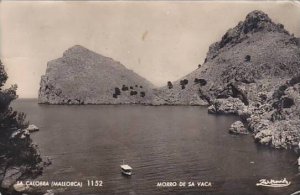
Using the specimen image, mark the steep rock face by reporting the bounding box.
[38,45,155,104]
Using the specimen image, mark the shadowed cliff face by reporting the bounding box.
[38,45,155,104]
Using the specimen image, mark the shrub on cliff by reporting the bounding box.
[194,78,207,86]
[130,91,137,96]
[121,85,129,91]
[245,55,251,62]
[167,81,173,89]
[113,87,121,98]
[114,87,121,95]
[180,79,188,89]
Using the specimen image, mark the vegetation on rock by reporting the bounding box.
[140,91,145,97]
[122,85,129,91]
[244,55,251,62]
[113,87,121,98]
[130,91,138,96]
[0,60,43,193]
[167,81,173,89]
[194,78,207,86]
[179,79,188,89]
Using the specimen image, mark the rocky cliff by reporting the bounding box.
[205,11,300,151]
[157,10,300,150]
[38,45,155,104]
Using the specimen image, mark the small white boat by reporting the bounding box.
[120,160,132,176]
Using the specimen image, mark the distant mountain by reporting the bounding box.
[38,45,155,104]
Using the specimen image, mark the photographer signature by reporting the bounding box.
[256,178,291,187]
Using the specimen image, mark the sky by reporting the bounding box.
[1,1,300,98]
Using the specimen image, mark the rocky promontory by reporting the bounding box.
[196,10,300,151]
[38,45,155,105]
[156,10,300,151]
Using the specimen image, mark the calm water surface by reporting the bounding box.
[12,99,299,195]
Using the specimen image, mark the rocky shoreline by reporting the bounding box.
[207,76,300,153]
[0,124,50,195]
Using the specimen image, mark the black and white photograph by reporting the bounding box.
[0,1,300,194]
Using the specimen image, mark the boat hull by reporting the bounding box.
[121,171,132,176]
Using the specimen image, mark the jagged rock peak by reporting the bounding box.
[242,10,286,34]
[66,44,90,51]
[206,10,289,61]
[244,10,272,26]
[62,45,106,59]
[64,45,88,54]
[221,10,288,46]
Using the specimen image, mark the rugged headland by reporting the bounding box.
[158,10,300,151]
[38,10,300,151]
[39,45,155,105]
